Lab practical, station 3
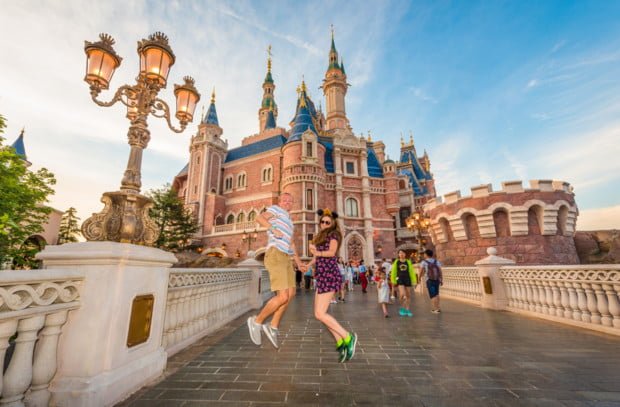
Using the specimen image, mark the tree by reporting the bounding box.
[147,184,198,252]
[0,114,56,268]
[58,207,81,244]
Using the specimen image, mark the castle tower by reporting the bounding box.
[321,29,349,131]
[186,89,228,234]
[258,45,278,132]
[10,128,31,167]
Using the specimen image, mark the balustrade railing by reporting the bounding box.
[213,222,264,234]
[0,269,82,406]
[500,265,620,333]
[260,269,272,303]
[162,268,253,356]
[440,267,482,303]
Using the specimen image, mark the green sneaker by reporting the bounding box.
[345,333,357,361]
[337,344,347,363]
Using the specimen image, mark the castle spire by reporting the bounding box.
[10,127,27,160]
[202,87,219,126]
[264,100,277,130]
[327,25,340,72]
[259,45,277,132]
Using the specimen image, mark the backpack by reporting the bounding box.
[426,260,441,281]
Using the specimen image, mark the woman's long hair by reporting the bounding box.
[312,209,342,251]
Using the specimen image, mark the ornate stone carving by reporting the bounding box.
[0,282,80,312]
[81,191,158,245]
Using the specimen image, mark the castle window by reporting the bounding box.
[237,213,245,223]
[345,160,356,175]
[306,142,313,157]
[345,198,359,217]
[261,165,273,183]
[194,185,198,194]
[399,207,411,227]
[224,176,233,192]
[226,214,235,224]
[248,211,256,221]
[237,172,247,189]
[306,188,314,210]
[557,206,569,235]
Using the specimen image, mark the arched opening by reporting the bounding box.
[439,218,453,242]
[248,211,256,222]
[214,215,224,226]
[237,213,245,223]
[557,206,569,235]
[462,213,480,239]
[493,209,511,237]
[528,205,543,235]
[226,214,235,224]
[345,198,359,217]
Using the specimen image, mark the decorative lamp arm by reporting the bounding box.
[151,97,186,133]
[90,84,134,108]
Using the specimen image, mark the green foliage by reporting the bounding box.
[58,207,81,244]
[147,184,198,252]
[0,114,56,268]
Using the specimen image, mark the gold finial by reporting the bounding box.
[267,44,272,72]
[400,132,404,147]
[20,126,25,136]
[211,87,216,104]
[299,94,307,108]
[367,130,372,141]
[296,85,301,95]
[409,130,414,145]
[301,77,307,93]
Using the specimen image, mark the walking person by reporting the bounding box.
[390,250,418,317]
[345,261,354,291]
[359,260,368,293]
[306,209,357,362]
[338,258,347,302]
[247,193,304,348]
[420,249,443,313]
[377,270,390,318]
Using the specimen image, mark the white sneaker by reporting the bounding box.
[247,316,262,345]
[262,325,279,348]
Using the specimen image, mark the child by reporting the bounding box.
[377,270,390,317]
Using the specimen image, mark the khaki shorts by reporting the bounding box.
[264,247,295,292]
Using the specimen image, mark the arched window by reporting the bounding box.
[248,211,256,221]
[224,176,233,192]
[226,214,235,224]
[493,209,511,237]
[237,213,245,223]
[237,172,247,188]
[528,205,543,235]
[262,165,273,183]
[214,215,224,226]
[557,206,568,235]
[462,213,480,239]
[345,198,359,217]
[439,218,453,242]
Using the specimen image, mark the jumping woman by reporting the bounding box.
[307,209,357,362]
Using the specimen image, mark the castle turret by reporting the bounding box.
[258,45,278,132]
[10,128,30,167]
[321,29,349,131]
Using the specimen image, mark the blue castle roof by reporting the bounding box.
[288,102,317,142]
[203,102,219,126]
[10,132,26,159]
[225,135,287,163]
[317,136,334,173]
[264,109,276,130]
[367,147,384,178]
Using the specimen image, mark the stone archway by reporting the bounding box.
[344,233,365,263]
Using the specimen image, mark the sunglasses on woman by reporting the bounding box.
[320,220,332,225]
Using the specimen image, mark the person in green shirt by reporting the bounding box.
[390,250,418,317]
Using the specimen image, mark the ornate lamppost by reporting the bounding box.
[80,33,200,245]
[406,210,431,262]
[242,229,258,253]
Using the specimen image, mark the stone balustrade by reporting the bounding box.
[163,268,255,356]
[500,265,620,335]
[441,267,482,304]
[0,269,83,406]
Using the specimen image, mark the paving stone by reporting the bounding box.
[118,289,620,406]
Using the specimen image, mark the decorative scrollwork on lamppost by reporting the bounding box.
[405,210,431,262]
[242,230,258,253]
[80,32,200,245]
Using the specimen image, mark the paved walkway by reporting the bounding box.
[119,286,620,407]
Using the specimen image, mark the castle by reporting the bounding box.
[173,34,436,262]
[424,180,580,265]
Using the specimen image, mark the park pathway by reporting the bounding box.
[119,285,620,407]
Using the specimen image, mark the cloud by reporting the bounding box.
[526,79,539,89]
[551,40,566,54]
[409,86,437,104]
[577,205,620,230]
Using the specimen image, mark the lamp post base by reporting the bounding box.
[81,191,159,246]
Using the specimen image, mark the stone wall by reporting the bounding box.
[424,180,579,266]
[574,230,620,264]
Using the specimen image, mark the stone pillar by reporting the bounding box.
[238,252,265,310]
[36,242,176,407]
[474,247,515,310]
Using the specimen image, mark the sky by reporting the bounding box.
[1,0,620,231]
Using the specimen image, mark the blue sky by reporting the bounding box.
[1,0,619,229]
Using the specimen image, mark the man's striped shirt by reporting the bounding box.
[266,205,294,255]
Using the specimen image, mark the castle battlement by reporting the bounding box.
[423,179,579,266]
